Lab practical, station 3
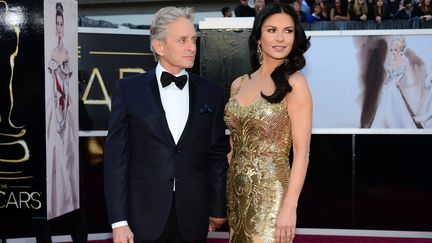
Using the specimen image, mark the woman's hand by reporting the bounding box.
[422,15,432,21]
[275,205,297,243]
[376,16,382,24]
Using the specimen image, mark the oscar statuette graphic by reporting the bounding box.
[0,1,31,180]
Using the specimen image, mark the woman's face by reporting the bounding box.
[425,0,430,6]
[390,41,402,58]
[335,0,342,6]
[377,0,384,6]
[358,0,364,5]
[259,13,295,64]
[56,15,64,39]
[314,4,322,13]
[255,0,266,10]
[292,1,301,12]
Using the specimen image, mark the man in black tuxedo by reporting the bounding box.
[104,6,229,243]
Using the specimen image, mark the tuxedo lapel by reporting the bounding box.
[140,70,176,147]
[177,74,197,146]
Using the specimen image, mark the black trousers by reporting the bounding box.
[136,197,206,243]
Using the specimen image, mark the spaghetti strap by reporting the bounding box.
[232,74,249,96]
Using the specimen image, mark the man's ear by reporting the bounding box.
[152,39,164,57]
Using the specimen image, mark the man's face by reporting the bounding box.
[241,0,249,6]
[153,17,197,74]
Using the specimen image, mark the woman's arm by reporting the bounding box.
[341,11,351,20]
[330,8,337,20]
[275,72,312,243]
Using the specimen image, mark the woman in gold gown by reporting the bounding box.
[224,3,312,243]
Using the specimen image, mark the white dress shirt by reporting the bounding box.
[112,63,189,229]
[155,63,190,144]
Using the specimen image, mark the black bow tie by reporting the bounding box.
[161,71,187,90]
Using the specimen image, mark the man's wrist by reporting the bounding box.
[112,220,128,229]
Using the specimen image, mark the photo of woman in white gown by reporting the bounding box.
[371,37,418,128]
[46,1,79,219]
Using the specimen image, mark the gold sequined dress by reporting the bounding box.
[224,75,292,243]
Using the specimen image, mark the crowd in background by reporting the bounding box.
[222,0,432,24]
[77,0,431,29]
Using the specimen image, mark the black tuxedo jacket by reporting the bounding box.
[104,68,229,241]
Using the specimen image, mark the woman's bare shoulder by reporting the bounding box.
[230,74,249,95]
[288,71,307,87]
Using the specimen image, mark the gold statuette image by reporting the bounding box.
[0,1,30,178]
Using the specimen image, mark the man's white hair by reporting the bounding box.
[150,6,194,61]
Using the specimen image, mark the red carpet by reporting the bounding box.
[85,235,432,243]
[293,235,432,242]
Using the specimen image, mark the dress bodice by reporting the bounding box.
[224,96,292,161]
[386,62,406,86]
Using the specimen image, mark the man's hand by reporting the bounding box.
[208,217,226,232]
[113,225,134,243]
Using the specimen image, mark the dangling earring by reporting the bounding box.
[257,43,263,66]
[284,57,289,65]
